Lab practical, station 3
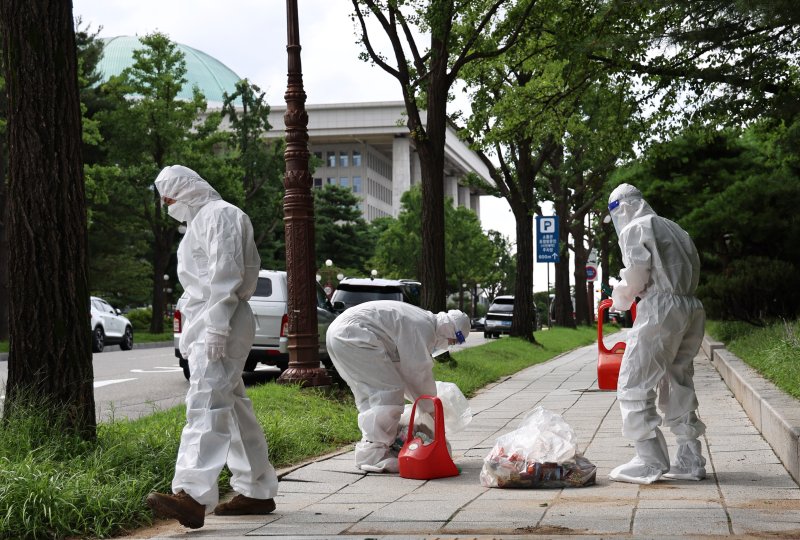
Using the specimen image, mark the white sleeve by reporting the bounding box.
[612,225,651,311]
[203,210,246,336]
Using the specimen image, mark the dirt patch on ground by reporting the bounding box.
[730,499,800,510]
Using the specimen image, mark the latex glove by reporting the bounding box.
[205,332,227,361]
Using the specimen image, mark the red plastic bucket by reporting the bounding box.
[597,299,637,391]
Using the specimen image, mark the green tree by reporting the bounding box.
[372,186,495,302]
[95,32,224,331]
[222,79,286,268]
[314,184,376,272]
[1,0,95,438]
[352,0,537,312]
[611,126,800,322]
[461,0,641,334]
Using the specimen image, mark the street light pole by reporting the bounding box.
[277,0,330,387]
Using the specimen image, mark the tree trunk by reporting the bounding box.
[414,55,449,313]
[554,197,576,328]
[572,219,590,325]
[0,137,8,341]
[511,206,537,341]
[0,0,96,438]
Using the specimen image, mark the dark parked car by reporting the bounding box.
[330,277,421,312]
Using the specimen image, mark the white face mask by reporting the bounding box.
[167,201,193,222]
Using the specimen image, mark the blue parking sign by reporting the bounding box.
[536,216,560,263]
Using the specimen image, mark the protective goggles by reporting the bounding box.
[608,199,620,212]
[455,330,466,344]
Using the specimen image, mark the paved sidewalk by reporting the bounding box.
[139,337,800,539]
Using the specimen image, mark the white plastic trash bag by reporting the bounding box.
[435,380,472,434]
[480,406,596,488]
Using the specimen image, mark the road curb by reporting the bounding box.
[704,333,800,484]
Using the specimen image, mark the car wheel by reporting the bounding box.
[120,326,134,350]
[483,332,489,339]
[182,365,191,380]
[92,326,105,353]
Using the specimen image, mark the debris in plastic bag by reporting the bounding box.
[479,406,597,488]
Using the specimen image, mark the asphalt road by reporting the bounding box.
[0,329,490,423]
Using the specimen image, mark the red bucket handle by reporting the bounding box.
[405,395,445,443]
[597,298,637,354]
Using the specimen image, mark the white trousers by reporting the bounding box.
[172,304,278,508]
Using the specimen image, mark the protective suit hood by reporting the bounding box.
[155,165,222,223]
[435,310,471,348]
[608,183,656,234]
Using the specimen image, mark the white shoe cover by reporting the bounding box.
[609,431,669,485]
[359,457,398,473]
[663,440,705,481]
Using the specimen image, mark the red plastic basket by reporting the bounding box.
[398,395,459,480]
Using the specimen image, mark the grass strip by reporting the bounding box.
[706,318,800,400]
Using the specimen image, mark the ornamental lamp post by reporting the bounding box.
[277,0,330,387]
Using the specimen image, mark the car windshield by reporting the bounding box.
[489,301,514,313]
[332,285,403,306]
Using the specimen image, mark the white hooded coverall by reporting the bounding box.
[608,183,706,484]
[325,301,471,473]
[155,165,278,509]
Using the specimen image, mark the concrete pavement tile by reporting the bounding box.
[637,480,719,499]
[318,491,405,504]
[539,500,632,534]
[336,474,424,495]
[476,488,561,502]
[451,496,549,522]
[277,478,350,494]
[719,486,800,501]
[363,498,464,521]
[347,520,447,535]
[441,521,549,535]
[281,467,363,484]
[275,502,385,523]
[632,507,730,536]
[637,498,722,509]
[248,519,352,536]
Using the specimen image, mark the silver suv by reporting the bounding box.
[484,295,514,338]
[90,296,134,352]
[173,270,338,380]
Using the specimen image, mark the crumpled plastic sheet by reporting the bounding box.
[393,381,472,453]
[480,406,597,488]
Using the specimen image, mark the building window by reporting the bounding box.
[352,150,362,167]
[327,152,337,167]
[326,177,336,185]
[352,176,361,193]
[314,178,322,188]
[339,152,349,167]
[340,177,350,188]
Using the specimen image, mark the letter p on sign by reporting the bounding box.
[539,217,556,233]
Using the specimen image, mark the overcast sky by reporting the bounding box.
[73,0,564,292]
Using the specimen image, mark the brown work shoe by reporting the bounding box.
[146,490,205,529]
[214,494,276,515]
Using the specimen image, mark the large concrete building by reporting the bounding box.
[264,101,491,221]
[98,37,493,222]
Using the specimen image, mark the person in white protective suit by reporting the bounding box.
[607,183,707,485]
[146,165,278,529]
[326,300,471,473]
